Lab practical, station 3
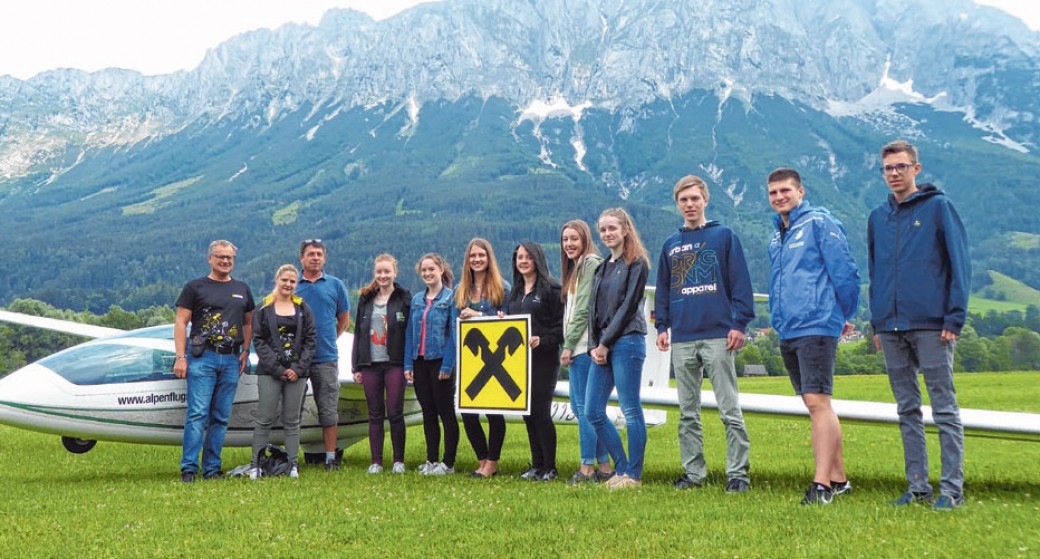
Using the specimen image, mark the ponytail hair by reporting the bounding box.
[416,253,454,287]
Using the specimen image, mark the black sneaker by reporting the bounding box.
[832,480,852,497]
[180,471,196,484]
[203,470,225,481]
[324,459,340,472]
[724,479,751,493]
[539,468,559,482]
[519,466,540,480]
[593,470,615,483]
[673,474,703,490]
[801,483,834,505]
[569,470,595,485]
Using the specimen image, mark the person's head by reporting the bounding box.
[673,175,710,228]
[766,168,806,219]
[511,241,554,299]
[456,238,506,308]
[416,253,453,291]
[269,264,299,300]
[598,208,649,265]
[299,238,326,277]
[560,220,598,298]
[207,240,237,277]
[880,139,922,202]
[361,253,398,296]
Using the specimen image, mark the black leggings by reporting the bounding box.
[462,413,506,462]
[524,350,560,471]
[412,358,459,467]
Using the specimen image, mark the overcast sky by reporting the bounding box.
[0,0,1036,80]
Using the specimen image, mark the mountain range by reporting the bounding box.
[0,0,1037,312]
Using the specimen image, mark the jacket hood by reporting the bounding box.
[678,220,720,233]
[888,183,943,208]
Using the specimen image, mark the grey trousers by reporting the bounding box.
[880,330,964,498]
[672,338,751,483]
[251,373,309,466]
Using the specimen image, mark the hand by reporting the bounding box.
[459,308,479,319]
[283,368,299,382]
[438,370,452,380]
[940,329,959,343]
[405,370,414,382]
[590,344,609,365]
[353,372,363,384]
[173,357,187,379]
[726,329,746,351]
[529,335,541,349]
[560,348,573,367]
[841,322,855,337]
[238,351,250,375]
[496,311,505,318]
[873,334,881,351]
[656,332,669,352]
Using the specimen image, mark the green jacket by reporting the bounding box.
[563,254,604,351]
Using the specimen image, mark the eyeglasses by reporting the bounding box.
[210,255,235,262]
[880,163,916,175]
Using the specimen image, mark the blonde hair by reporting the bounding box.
[673,175,710,203]
[360,253,398,296]
[455,238,506,309]
[265,264,299,302]
[559,220,599,301]
[599,208,650,267]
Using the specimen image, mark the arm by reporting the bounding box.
[726,233,756,332]
[440,294,457,377]
[654,246,671,335]
[598,258,650,348]
[173,307,192,379]
[350,295,365,373]
[539,284,565,350]
[403,296,415,372]
[562,257,601,351]
[940,200,971,336]
[292,303,318,375]
[819,218,861,322]
[239,311,253,374]
[251,308,278,375]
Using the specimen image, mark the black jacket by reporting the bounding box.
[588,256,648,350]
[252,297,317,377]
[507,282,564,356]
[352,283,412,371]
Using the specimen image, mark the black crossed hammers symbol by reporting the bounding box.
[463,327,525,401]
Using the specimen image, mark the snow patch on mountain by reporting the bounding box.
[516,97,593,169]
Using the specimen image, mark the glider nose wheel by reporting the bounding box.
[61,437,97,454]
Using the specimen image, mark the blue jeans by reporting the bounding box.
[181,350,240,476]
[568,353,609,465]
[587,334,646,479]
[879,330,964,498]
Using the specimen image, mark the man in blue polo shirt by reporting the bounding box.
[296,239,351,470]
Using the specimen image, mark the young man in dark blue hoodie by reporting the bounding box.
[868,140,970,511]
[655,175,755,493]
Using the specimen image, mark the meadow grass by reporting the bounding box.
[0,373,1037,558]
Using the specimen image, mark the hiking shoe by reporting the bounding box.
[605,473,630,489]
[288,466,299,479]
[569,470,595,485]
[724,479,751,493]
[368,464,383,474]
[593,470,615,483]
[392,462,406,474]
[426,462,454,476]
[832,480,852,497]
[519,466,540,480]
[247,467,261,481]
[932,494,964,511]
[418,461,436,474]
[673,474,703,490]
[539,468,559,482]
[801,483,834,505]
[610,475,641,490]
[324,459,340,472]
[203,471,225,481]
[180,471,196,484]
[890,491,933,506]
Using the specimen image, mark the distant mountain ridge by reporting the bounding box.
[0,0,1037,311]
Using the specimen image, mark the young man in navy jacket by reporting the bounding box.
[655,175,755,493]
[767,168,860,505]
[868,140,970,510]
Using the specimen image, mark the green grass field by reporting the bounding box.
[969,270,1040,313]
[1,373,1037,558]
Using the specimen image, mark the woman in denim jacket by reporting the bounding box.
[587,208,650,490]
[454,238,511,478]
[404,253,458,476]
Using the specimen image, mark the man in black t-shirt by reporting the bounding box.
[173,240,255,483]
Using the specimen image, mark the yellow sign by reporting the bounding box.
[456,316,531,414]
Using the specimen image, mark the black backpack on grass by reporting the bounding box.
[257,444,291,477]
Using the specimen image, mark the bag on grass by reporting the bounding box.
[257,444,291,477]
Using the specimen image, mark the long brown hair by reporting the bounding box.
[454,238,506,309]
[416,253,454,287]
[599,208,650,267]
[559,220,599,302]
[359,253,398,296]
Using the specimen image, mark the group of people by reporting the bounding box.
[172,139,970,509]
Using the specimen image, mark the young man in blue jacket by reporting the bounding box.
[766,168,859,505]
[655,175,755,493]
[868,140,970,511]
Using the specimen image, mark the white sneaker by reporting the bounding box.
[427,462,455,476]
[418,461,435,474]
[289,466,299,479]
[392,462,406,474]
[248,466,261,480]
[367,463,383,474]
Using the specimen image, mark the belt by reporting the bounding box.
[210,345,241,355]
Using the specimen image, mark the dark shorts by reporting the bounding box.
[780,336,838,396]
